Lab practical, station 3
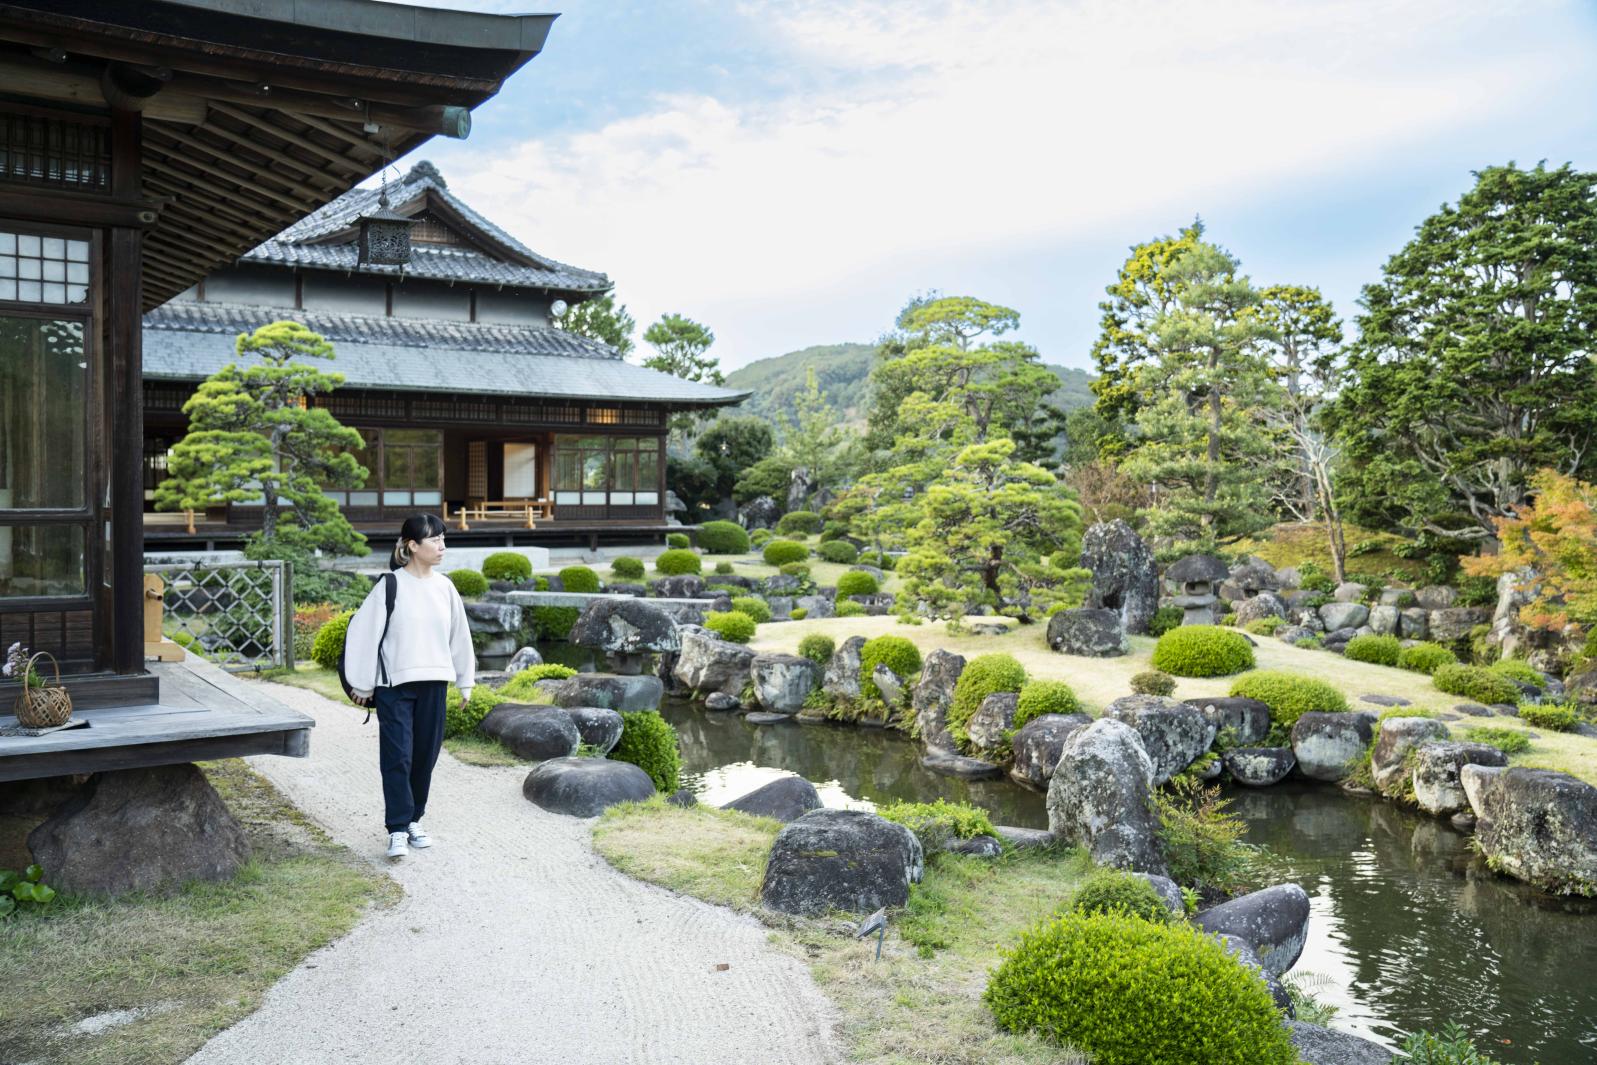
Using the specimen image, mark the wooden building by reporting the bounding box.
[0,0,568,710]
[141,161,748,549]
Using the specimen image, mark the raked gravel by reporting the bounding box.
[184,680,839,1065]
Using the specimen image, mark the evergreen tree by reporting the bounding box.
[642,312,722,439]
[776,368,863,496]
[555,291,636,356]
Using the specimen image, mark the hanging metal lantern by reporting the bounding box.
[357,189,414,266]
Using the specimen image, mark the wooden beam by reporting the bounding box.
[143,133,321,213]
[289,112,388,160]
[173,118,349,192]
[0,58,208,122]
[165,72,472,138]
[143,174,285,235]
[0,187,160,228]
[144,187,265,243]
[142,151,311,217]
[205,102,371,176]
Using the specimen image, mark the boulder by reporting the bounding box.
[1291,711,1378,782]
[1359,694,1410,707]
[27,764,250,896]
[521,757,655,817]
[562,706,625,755]
[1429,606,1490,643]
[1132,872,1185,915]
[1079,520,1161,634]
[1289,1023,1394,1065]
[738,495,779,529]
[760,809,924,915]
[722,776,823,822]
[705,692,740,711]
[1277,624,1320,648]
[1461,766,1597,893]
[1414,585,1457,611]
[793,595,835,620]
[1193,883,1311,977]
[465,599,523,634]
[651,574,705,599]
[1369,604,1401,636]
[871,664,907,709]
[745,712,791,725]
[763,574,804,596]
[994,825,1055,849]
[750,654,819,714]
[607,583,648,598]
[913,649,966,753]
[966,692,1019,755]
[541,673,664,712]
[1102,695,1216,786]
[568,597,680,674]
[667,788,698,808]
[1224,747,1296,787]
[1321,627,1360,654]
[1183,695,1271,746]
[1229,557,1280,594]
[1045,607,1129,657]
[1215,934,1293,1014]
[673,627,756,697]
[821,635,867,702]
[1318,601,1369,631]
[1412,741,1509,816]
[1233,592,1288,626]
[506,645,544,673]
[1046,718,1165,874]
[1333,581,1368,603]
[766,595,794,620]
[1399,608,1429,639]
[479,704,582,761]
[1009,713,1093,789]
[920,747,1004,779]
[1370,716,1451,793]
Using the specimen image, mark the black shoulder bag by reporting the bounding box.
[337,572,397,723]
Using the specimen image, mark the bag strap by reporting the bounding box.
[363,573,399,725]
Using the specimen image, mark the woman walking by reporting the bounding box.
[344,514,476,859]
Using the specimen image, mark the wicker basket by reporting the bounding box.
[13,651,72,728]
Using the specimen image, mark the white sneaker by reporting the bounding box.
[386,831,409,859]
[407,822,432,849]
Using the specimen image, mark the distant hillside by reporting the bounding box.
[725,343,1095,431]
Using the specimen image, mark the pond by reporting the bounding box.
[658,699,1597,1065]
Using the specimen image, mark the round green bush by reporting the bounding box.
[1343,634,1401,666]
[984,912,1298,1065]
[950,654,1028,744]
[310,611,356,671]
[798,634,835,665]
[835,570,880,598]
[444,685,505,739]
[610,556,645,580]
[697,520,750,555]
[666,532,691,549]
[1130,670,1176,697]
[790,607,808,621]
[730,596,772,624]
[447,569,488,598]
[1432,663,1522,706]
[611,710,681,793]
[559,565,600,594]
[762,539,809,566]
[714,561,734,575]
[779,561,811,578]
[1489,658,1544,687]
[1070,869,1173,924]
[860,636,923,701]
[1146,606,1183,638]
[750,528,773,547]
[1150,626,1255,678]
[1242,618,1285,636]
[1519,702,1579,731]
[1397,642,1457,675]
[1013,680,1082,730]
[817,540,859,565]
[1229,670,1349,730]
[819,522,849,543]
[499,662,579,702]
[655,549,703,576]
[835,600,866,617]
[704,610,756,643]
[775,510,823,536]
[857,551,896,571]
[481,551,533,582]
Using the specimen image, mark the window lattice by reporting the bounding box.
[0,113,110,191]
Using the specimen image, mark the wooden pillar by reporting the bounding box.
[108,109,145,675]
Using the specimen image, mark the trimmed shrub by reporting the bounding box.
[1151,626,1255,678]
[762,539,809,566]
[1229,670,1349,730]
[559,565,601,594]
[1130,670,1177,697]
[1489,658,1543,687]
[779,561,811,578]
[798,633,835,665]
[714,561,735,575]
[730,596,771,624]
[775,510,823,536]
[481,551,533,582]
[697,520,750,555]
[704,611,756,643]
[1012,680,1082,731]
[532,606,579,641]
[1070,869,1173,924]
[857,551,897,571]
[817,540,859,565]
[877,798,996,854]
[610,556,645,580]
[655,549,703,576]
[310,610,356,671]
[1432,663,1521,706]
[499,663,579,702]
[750,528,773,547]
[1461,725,1532,754]
[666,532,691,549]
[1243,618,1285,636]
[835,570,879,598]
[1519,702,1579,732]
[447,568,488,598]
[835,600,866,617]
[790,607,809,621]
[984,911,1299,1065]
[444,684,506,739]
[1344,634,1401,666]
[611,710,681,793]
[819,522,848,543]
[1147,606,1183,638]
[1398,642,1457,675]
[860,636,923,701]
[950,654,1028,744]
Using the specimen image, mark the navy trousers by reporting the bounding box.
[374,680,447,833]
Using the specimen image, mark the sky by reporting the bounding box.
[397,0,1597,372]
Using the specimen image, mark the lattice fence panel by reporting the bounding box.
[146,560,291,672]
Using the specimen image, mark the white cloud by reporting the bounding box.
[434,0,1592,366]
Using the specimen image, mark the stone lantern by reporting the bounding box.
[1164,554,1231,626]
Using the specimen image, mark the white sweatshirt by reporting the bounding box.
[343,567,476,700]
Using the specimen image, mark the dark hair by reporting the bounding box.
[389,513,449,570]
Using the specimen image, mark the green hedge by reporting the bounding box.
[1229,670,1349,730]
[697,520,750,555]
[499,663,578,702]
[984,912,1298,1065]
[859,635,922,701]
[310,611,356,671]
[1150,626,1255,678]
[817,540,859,564]
[1343,634,1401,666]
[532,606,579,641]
[481,552,532,582]
[1013,680,1082,730]
[1070,869,1173,924]
[655,549,702,576]
[1147,606,1183,638]
[730,596,771,624]
[835,570,879,597]
[835,599,865,617]
[1130,670,1176,697]
[798,634,835,665]
[610,556,645,580]
[714,561,734,575]
[762,539,809,566]
[750,528,773,547]
[447,569,488,598]
[775,510,823,536]
[667,532,691,549]
[611,710,681,792]
[1433,663,1521,706]
[950,654,1027,744]
[1397,642,1457,675]
[444,685,506,739]
[559,566,600,593]
[704,611,756,643]
[1489,658,1543,687]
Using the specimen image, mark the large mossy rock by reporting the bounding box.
[1079,519,1159,634]
[1461,766,1597,894]
[1102,694,1216,786]
[28,764,250,896]
[1288,1022,1394,1064]
[1183,695,1271,746]
[1045,607,1129,657]
[479,704,582,761]
[912,649,965,753]
[562,705,625,755]
[1290,711,1378,782]
[521,757,655,817]
[821,635,866,702]
[721,776,822,823]
[1009,713,1091,789]
[1370,716,1451,793]
[966,692,1019,756]
[540,673,663,712]
[1193,883,1311,977]
[750,653,819,714]
[672,625,756,698]
[568,597,679,674]
[1412,741,1508,816]
[1234,592,1288,626]
[760,809,924,915]
[1224,747,1296,787]
[1318,601,1369,632]
[1045,718,1165,875]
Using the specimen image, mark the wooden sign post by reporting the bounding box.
[143,574,186,662]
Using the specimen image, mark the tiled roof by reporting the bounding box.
[240,160,610,293]
[143,302,750,408]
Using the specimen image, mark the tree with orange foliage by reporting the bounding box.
[1464,469,1597,632]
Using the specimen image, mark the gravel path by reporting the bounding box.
[185,681,839,1065]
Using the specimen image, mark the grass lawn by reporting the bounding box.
[593,796,1094,1065]
[0,759,397,1065]
[1230,521,1430,583]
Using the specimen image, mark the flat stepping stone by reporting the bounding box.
[744,712,792,725]
[522,756,655,817]
[1456,703,1494,716]
[919,747,1003,779]
[993,825,1055,849]
[1360,694,1411,707]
